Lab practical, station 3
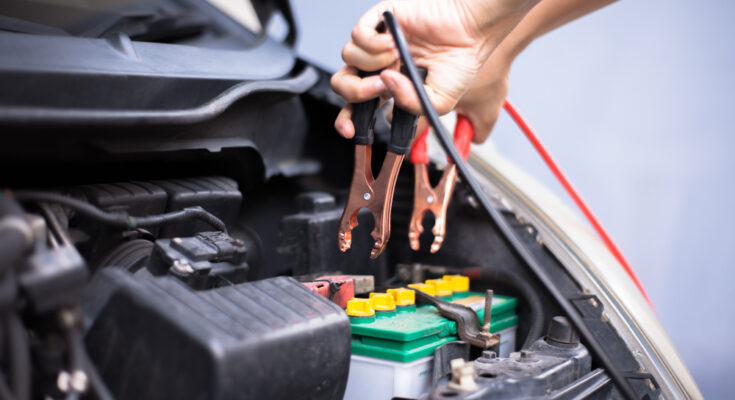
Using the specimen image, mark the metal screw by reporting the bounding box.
[589,297,599,308]
[363,193,371,201]
[426,195,435,203]
[172,259,194,276]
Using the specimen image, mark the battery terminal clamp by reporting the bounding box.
[411,287,499,349]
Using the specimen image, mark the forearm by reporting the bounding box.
[496,0,617,61]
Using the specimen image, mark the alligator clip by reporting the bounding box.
[408,115,473,252]
[338,67,426,259]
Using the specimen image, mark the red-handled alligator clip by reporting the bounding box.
[409,115,473,252]
[338,66,427,259]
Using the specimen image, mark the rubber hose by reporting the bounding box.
[12,190,226,233]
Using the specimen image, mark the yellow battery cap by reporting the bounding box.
[369,293,396,312]
[442,275,469,292]
[408,283,436,296]
[387,288,415,306]
[346,298,374,317]
[425,279,453,297]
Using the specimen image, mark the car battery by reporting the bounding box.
[343,275,518,400]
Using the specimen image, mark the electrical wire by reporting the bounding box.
[65,323,114,400]
[381,10,639,400]
[39,203,73,247]
[6,312,30,400]
[11,190,227,233]
[502,99,653,309]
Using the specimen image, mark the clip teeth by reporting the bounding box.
[338,231,352,252]
[408,230,420,251]
[370,239,385,259]
[430,236,444,253]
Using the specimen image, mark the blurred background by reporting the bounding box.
[291,0,735,398]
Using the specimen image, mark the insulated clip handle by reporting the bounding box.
[387,66,427,155]
[453,114,474,161]
[351,70,382,146]
[410,114,474,164]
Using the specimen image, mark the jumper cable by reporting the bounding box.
[503,99,653,308]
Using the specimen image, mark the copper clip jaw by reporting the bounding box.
[338,145,406,259]
[409,163,458,253]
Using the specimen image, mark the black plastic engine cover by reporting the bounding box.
[83,269,351,400]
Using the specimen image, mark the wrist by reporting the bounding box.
[455,0,540,62]
[457,0,540,37]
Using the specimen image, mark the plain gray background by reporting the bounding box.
[290,0,734,398]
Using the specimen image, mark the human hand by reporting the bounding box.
[331,0,537,139]
[454,46,511,143]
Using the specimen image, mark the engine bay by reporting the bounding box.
[0,159,656,399]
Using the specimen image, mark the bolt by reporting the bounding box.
[482,351,497,359]
[363,192,371,201]
[172,259,194,276]
[517,350,537,363]
[426,195,435,203]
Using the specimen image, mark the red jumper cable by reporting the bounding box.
[502,99,653,309]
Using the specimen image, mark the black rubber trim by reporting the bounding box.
[0,65,319,126]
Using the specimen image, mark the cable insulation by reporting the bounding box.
[502,99,653,309]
